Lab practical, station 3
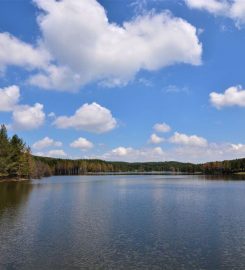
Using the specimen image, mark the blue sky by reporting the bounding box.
[1,0,245,162]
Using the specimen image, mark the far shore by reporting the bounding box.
[2,171,245,183]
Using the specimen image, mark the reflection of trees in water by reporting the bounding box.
[200,175,245,181]
[0,181,33,215]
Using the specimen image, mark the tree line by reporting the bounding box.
[1,124,245,180]
[33,157,245,176]
[33,156,202,176]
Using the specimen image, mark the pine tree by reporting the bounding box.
[0,125,11,178]
[20,147,33,179]
[8,134,25,178]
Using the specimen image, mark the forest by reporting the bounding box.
[1,124,245,180]
[0,124,54,180]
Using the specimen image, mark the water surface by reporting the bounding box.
[1,175,245,269]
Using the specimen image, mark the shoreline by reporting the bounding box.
[0,178,29,183]
[1,172,245,183]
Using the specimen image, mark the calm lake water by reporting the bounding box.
[1,175,245,270]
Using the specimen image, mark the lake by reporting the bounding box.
[1,175,245,269]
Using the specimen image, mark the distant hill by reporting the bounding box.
[33,155,245,177]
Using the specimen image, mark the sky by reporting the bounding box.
[1,0,245,163]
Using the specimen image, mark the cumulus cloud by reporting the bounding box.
[210,86,245,109]
[12,103,45,130]
[32,136,62,150]
[34,149,67,158]
[172,142,245,163]
[153,122,171,133]
[102,146,166,162]
[0,85,46,130]
[46,149,67,158]
[185,0,245,26]
[111,147,134,157]
[185,0,229,14]
[149,133,164,144]
[54,102,117,133]
[0,32,50,72]
[34,141,245,163]
[230,1,245,25]
[25,0,202,90]
[91,141,245,163]
[0,1,203,91]
[230,143,245,152]
[169,132,208,147]
[45,149,67,158]
[28,65,82,91]
[70,137,94,150]
[0,85,20,112]
[153,146,165,155]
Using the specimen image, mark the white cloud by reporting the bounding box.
[170,144,219,163]
[0,85,20,112]
[230,1,245,25]
[138,78,153,87]
[153,146,165,155]
[0,32,50,72]
[185,0,229,14]
[171,142,245,163]
[87,143,231,162]
[230,143,245,152]
[0,85,46,130]
[70,137,94,150]
[153,122,171,133]
[34,149,67,158]
[32,136,62,150]
[46,149,67,158]
[48,112,56,118]
[102,146,166,162]
[111,147,134,157]
[149,133,164,144]
[130,0,148,14]
[210,86,245,109]
[33,151,45,157]
[170,132,208,147]
[185,0,245,26]
[12,103,45,130]
[93,142,245,163]
[27,0,202,90]
[0,1,203,91]
[34,142,245,163]
[28,65,81,91]
[54,102,117,133]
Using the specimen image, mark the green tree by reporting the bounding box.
[0,125,11,178]
[8,134,25,178]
